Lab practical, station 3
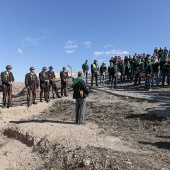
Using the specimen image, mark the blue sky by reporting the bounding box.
[0,0,170,81]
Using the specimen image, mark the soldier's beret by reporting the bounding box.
[63,67,66,70]
[6,65,12,69]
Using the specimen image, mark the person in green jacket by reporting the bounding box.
[72,71,89,124]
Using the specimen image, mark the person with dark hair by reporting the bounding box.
[91,60,99,86]
[151,57,160,85]
[162,61,170,86]
[1,65,14,108]
[39,67,50,102]
[118,59,125,83]
[134,58,143,85]
[47,66,61,99]
[145,60,153,91]
[72,71,89,124]
[100,62,107,86]
[82,60,89,83]
[25,67,39,106]
[110,62,117,89]
[60,67,69,97]
[124,61,132,82]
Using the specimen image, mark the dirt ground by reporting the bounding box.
[0,83,170,170]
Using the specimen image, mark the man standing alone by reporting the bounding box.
[1,65,14,108]
[73,71,89,124]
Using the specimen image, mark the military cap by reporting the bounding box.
[6,65,12,69]
[42,67,47,70]
[29,67,35,70]
[49,66,53,69]
[63,67,66,70]
[94,59,97,62]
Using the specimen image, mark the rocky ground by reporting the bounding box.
[0,81,169,170]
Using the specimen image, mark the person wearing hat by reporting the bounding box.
[46,66,61,99]
[91,59,99,86]
[1,65,14,108]
[60,67,69,97]
[99,62,107,86]
[25,67,39,106]
[39,67,50,102]
[82,60,89,83]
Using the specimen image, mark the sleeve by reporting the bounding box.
[81,81,89,96]
[1,72,8,85]
[25,74,28,86]
[39,72,45,83]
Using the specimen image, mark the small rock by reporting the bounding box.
[82,159,91,167]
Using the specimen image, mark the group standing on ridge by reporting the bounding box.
[82,47,170,91]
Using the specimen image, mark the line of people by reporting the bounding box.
[0,65,70,108]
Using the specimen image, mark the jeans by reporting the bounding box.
[100,74,105,85]
[83,70,88,82]
[145,77,152,90]
[111,76,117,88]
[76,98,86,124]
[162,72,170,85]
[151,72,159,85]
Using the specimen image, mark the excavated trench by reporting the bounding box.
[3,128,35,147]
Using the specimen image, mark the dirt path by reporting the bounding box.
[0,83,170,169]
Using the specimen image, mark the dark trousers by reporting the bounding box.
[134,73,141,85]
[125,72,132,82]
[108,73,111,84]
[76,98,86,124]
[120,72,125,83]
[49,82,60,98]
[91,72,98,86]
[27,87,36,105]
[111,75,117,87]
[3,85,12,107]
[61,81,67,96]
[162,72,170,85]
[40,83,49,102]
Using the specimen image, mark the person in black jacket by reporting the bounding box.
[73,71,89,124]
[145,60,153,91]
[1,65,14,108]
[151,57,159,85]
[162,61,170,86]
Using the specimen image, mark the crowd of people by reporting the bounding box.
[1,46,170,125]
[0,65,70,108]
[82,47,170,91]
[0,65,89,124]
